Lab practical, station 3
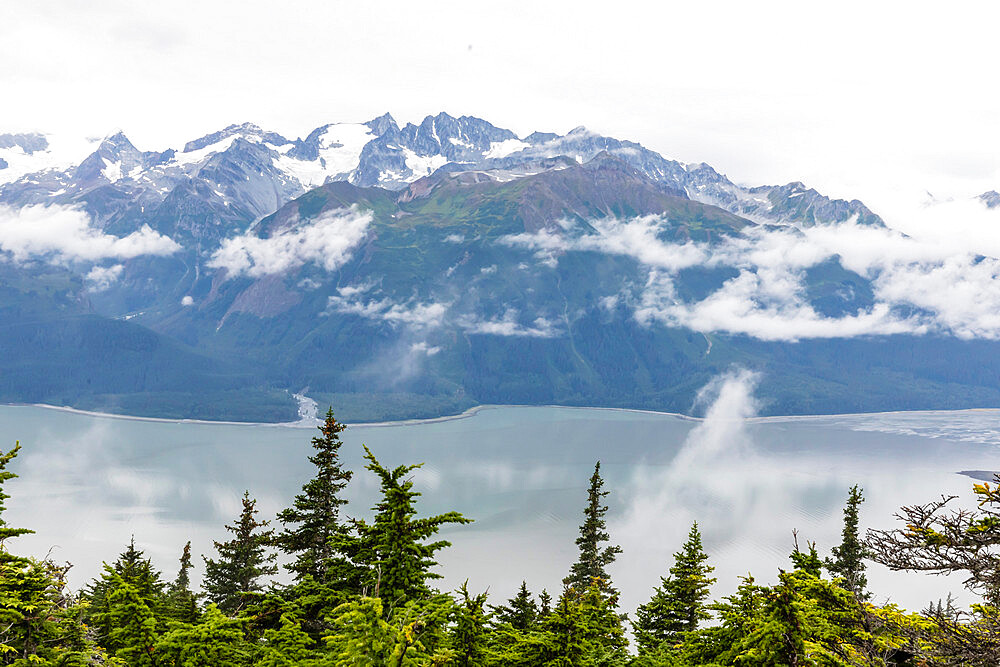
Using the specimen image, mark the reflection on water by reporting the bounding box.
[3,392,1000,617]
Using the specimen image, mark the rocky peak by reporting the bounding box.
[366,113,399,137]
[183,123,289,153]
[979,190,1000,209]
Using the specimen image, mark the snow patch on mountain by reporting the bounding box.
[484,138,530,159]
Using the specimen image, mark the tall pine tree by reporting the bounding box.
[350,445,471,607]
[275,408,353,584]
[634,521,716,652]
[826,484,869,599]
[203,491,277,615]
[564,461,622,596]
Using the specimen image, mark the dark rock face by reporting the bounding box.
[980,191,1000,209]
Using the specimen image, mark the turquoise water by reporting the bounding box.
[2,402,999,615]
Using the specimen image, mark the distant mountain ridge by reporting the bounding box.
[0,112,884,239]
[2,113,1000,422]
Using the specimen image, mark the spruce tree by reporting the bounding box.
[452,582,490,666]
[0,442,33,560]
[564,461,622,596]
[634,522,716,652]
[538,589,553,618]
[275,408,353,584]
[826,484,869,598]
[203,491,277,615]
[493,581,538,630]
[165,540,199,622]
[104,576,160,666]
[85,537,166,649]
[351,445,471,606]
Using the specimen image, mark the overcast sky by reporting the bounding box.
[3,1,999,235]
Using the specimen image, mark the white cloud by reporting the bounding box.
[0,204,180,263]
[326,287,450,331]
[501,215,708,272]
[508,213,1000,341]
[208,207,371,278]
[458,310,560,338]
[181,295,194,306]
[410,341,441,356]
[85,263,124,291]
[327,285,561,338]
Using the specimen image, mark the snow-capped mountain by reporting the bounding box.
[0,113,882,246]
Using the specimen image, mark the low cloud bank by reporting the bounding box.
[503,211,1000,341]
[209,207,372,278]
[0,204,179,263]
[327,285,560,339]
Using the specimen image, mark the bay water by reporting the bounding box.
[2,386,999,617]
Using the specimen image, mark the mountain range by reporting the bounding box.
[2,113,999,422]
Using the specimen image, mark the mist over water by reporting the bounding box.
[2,380,1000,616]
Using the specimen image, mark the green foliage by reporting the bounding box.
[324,596,454,665]
[492,581,538,631]
[255,612,324,667]
[564,462,622,597]
[202,491,277,615]
[84,539,166,651]
[450,583,490,667]
[634,522,716,654]
[349,445,471,606]
[826,485,869,599]
[155,604,248,667]
[104,576,160,667]
[728,569,865,666]
[790,533,824,579]
[275,409,355,585]
[0,557,94,665]
[164,541,199,623]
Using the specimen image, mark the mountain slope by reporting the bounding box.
[0,114,994,422]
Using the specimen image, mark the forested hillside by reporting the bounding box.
[1,412,997,664]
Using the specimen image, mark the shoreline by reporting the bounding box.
[3,401,1000,429]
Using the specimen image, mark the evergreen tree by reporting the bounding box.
[564,461,622,596]
[350,446,471,607]
[0,443,33,560]
[790,531,824,578]
[634,522,716,653]
[274,408,353,584]
[165,540,199,622]
[155,604,249,666]
[104,575,161,667]
[326,595,454,664]
[0,443,96,663]
[826,484,869,599]
[203,491,277,615]
[451,582,490,666]
[85,537,166,650]
[493,581,538,630]
[542,583,628,665]
[538,589,553,619]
